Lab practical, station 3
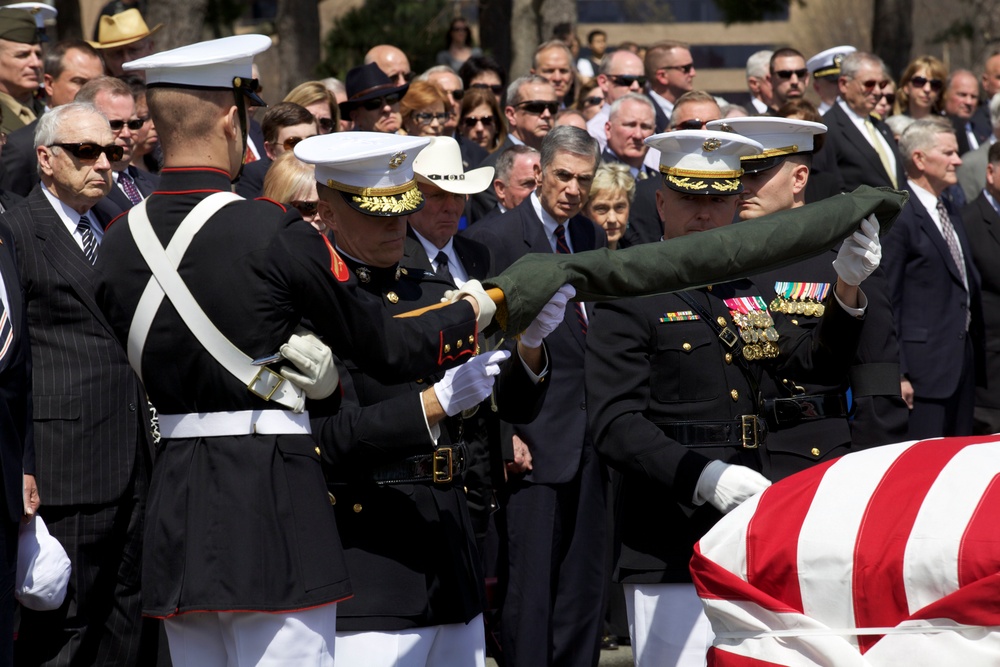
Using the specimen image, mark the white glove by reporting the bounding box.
[832,214,881,286]
[434,350,510,416]
[279,331,339,401]
[694,460,771,514]
[442,279,496,330]
[519,284,576,349]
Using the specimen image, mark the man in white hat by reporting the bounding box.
[293,133,566,667]
[806,45,856,115]
[89,8,160,76]
[711,116,908,475]
[585,128,881,667]
[96,35,495,665]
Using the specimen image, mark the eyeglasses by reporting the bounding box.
[401,71,415,83]
[582,95,604,107]
[471,83,504,96]
[857,79,892,91]
[290,200,319,217]
[608,74,647,88]
[281,135,314,151]
[361,92,402,111]
[516,100,559,115]
[774,68,808,80]
[50,142,124,162]
[879,92,896,106]
[660,63,695,74]
[413,111,450,125]
[108,118,146,132]
[910,75,943,92]
[316,117,335,133]
[672,118,710,130]
[462,114,494,128]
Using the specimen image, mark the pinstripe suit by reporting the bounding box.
[5,185,152,666]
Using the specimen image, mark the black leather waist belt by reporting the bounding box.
[764,393,848,430]
[367,445,467,485]
[658,415,766,449]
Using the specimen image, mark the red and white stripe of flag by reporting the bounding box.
[692,436,1000,666]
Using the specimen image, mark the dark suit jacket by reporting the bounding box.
[621,175,662,248]
[882,188,984,400]
[970,105,993,153]
[601,147,658,179]
[90,167,159,228]
[466,136,515,225]
[647,90,670,133]
[951,114,990,156]
[3,185,149,506]
[961,192,1000,412]
[0,119,38,198]
[821,103,907,191]
[464,197,607,483]
[234,157,272,199]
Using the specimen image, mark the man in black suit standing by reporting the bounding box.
[600,93,658,180]
[465,125,608,667]
[960,141,1000,434]
[76,77,157,226]
[883,117,984,438]
[821,51,906,191]
[0,40,105,198]
[6,101,154,665]
[944,69,988,156]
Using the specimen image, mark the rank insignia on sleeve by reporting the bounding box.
[660,310,700,323]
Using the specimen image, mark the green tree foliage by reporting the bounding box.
[319,0,450,79]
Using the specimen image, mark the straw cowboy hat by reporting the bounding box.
[89,8,162,50]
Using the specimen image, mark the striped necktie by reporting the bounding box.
[554,224,587,335]
[0,298,12,363]
[78,214,98,265]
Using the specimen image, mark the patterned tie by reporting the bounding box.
[0,299,12,363]
[863,117,898,188]
[936,199,970,329]
[434,250,454,286]
[118,170,143,205]
[553,224,587,335]
[78,214,98,265]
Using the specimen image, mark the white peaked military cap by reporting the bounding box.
[5,3,56,31]
[806,45,857,79]
[644,130,763,195]
[295,132,431,217]
[706,117,827,174]
[413,136,495,195]
[123,34,270,106]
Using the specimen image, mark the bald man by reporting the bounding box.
[365,44,413,87]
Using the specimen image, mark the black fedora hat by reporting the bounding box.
[339,62,409,117]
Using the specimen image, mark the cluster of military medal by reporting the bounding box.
[724,296,780,360]
[769,282,830,317]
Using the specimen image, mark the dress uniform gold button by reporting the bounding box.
[725,353,732,364]
[444,344,451,353]
[386,291,399,304]
[731,389,739,401]
[314,447,321,456]
[468,335,475,345]
[328,493,336,505]
[717,316,726,327]
[707,285,713,291]
[353,503,362,513]
[457,338,463,348]
[682,342,692,351]
[811,447,821,457]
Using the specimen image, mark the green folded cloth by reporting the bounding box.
[485,185,907,333]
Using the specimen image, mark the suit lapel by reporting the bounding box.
[911,193,966,287]
[0,229,21,373]
[833,106,891,180]
[453,236,490,281]
[979,195,1000,249]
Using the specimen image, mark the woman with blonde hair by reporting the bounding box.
[584,162,635,250]
[894,56,946,119]
[284,80,339,134]
[400,80,451,137]
[262,152,325,233]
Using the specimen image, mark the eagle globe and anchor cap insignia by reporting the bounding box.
[388,151,406,169]
[703,138,723,152]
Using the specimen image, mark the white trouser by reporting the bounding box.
[334,613,486,667]
[164,603,337,667]
[626,583,714,667]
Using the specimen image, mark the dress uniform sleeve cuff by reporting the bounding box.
[517,344,550,384]
[419,393,441,445]
[833,286,867,318]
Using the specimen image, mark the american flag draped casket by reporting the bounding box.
[691,436,1000,666]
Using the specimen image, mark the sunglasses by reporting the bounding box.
[281,135,313,151]
[413,111,450,125]
[858,79,892,91]
[582,95,604,107]
[361,92,402,111]
[879,92,896,106]
[471,82,504,96]
[108,118,146,132]
[910,75,943,92]
[672,118,710,130]
[290,200,319,217]
[609,74,647,88]
[516,100,559,115]
[774,68,808,80]
[50,142,124,162]
[316,117,335,132]
[462,114,494,128]
[444,88,465,101]
[661,63,695,74]
[401,71,415,83]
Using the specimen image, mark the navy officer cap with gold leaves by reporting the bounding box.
[644,130,762,196]
[295,132,429,217]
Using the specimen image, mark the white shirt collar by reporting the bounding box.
[409,228,467,286]
[530,191,572,253]
[40,184,103,246]
[648,89,674,118]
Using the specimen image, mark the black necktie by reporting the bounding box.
[554,224,587,335]
[435,250,454,286]
[78,214,98,265]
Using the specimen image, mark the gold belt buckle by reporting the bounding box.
[433,447,453,484]
[248,366,285,401]
[740,415,759,449]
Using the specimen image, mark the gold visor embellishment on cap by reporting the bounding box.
[351,187,424,213]
[328,179,415,197]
